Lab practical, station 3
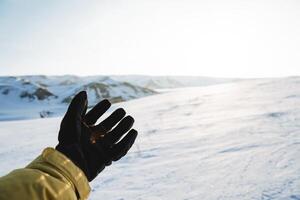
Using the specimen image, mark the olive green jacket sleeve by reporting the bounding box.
[0,147,91,200]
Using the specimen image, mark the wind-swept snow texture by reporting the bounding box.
[0,77,300,199]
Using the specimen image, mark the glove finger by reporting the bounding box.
[66,91,87,120]
[92,108,126,134]
[59,91,88,143]
[110,129,138,161]
[84,99,111,125]
[104,116,134,145]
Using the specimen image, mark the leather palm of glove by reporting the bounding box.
[56,91,138,181]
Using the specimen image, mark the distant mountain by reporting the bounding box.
[110,75,239,89]
[0,75,155,103]
[0,75,239,120]
[0,75,156,120]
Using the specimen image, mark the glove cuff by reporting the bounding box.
[56,143,90,181]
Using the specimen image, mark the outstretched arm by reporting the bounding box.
[0,91,138,200]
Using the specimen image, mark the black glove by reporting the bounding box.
[56,91,138,181]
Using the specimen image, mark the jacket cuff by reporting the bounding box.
[29,147,91,199]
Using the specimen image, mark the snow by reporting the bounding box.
[0,77,300,199]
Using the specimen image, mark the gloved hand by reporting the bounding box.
[56,91,138,181]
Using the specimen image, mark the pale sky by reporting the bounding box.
[0,0,300,78]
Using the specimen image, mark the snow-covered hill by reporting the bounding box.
[0,77,299,199]
[111,75,238,89]
[0,75,155,120]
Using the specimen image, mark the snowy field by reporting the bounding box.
[0,78,300,199]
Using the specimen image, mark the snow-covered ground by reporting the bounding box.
[0,77,300,199]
